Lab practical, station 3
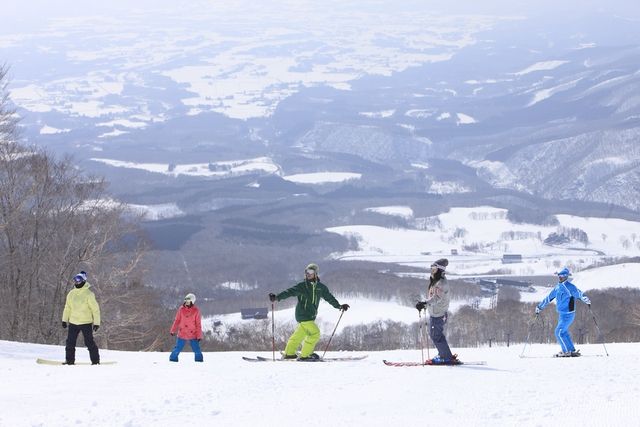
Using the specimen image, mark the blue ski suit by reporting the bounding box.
[537,280,591,353]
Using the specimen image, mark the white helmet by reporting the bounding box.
[184,293,196,304]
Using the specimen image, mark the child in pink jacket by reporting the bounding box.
[169,293,203,362]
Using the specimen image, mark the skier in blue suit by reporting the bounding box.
[536,268,591,357]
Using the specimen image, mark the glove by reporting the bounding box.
[62,321,67,329]
[583,296,591,305]
[170,332,175,336]
[93,325,99,332]
[269,293,277,302]
[197,339,201,342]
[415,301,427,311]
[535,306,541,315]
[340,304,350,311]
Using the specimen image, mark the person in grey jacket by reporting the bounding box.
[416,258,459,365]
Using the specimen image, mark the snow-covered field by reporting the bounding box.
[90,156,280,178]
[3,1,503,123]
[282,172,362,184]
[2,339,637,427]
[326,206,640,276]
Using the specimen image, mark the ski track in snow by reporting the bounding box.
[1,340,639,426]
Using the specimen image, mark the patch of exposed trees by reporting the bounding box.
[544,227,589,246]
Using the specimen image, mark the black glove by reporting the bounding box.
[197,338,201,342]
[269,293,277,302]
[62,321,67,329]
[340,304,350,311]
[415,301,427,311]
[93,325,99,332]
[170,332,175,336]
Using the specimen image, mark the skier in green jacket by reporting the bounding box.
[269,263,349,361]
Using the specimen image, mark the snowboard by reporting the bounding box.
[36,358,117,365]
[243,355,368,362]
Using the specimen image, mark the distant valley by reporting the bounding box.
[3,1,640,311]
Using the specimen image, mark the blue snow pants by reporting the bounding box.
[169,338,203,362]
[429,315,453,359]
[555,312,576,353]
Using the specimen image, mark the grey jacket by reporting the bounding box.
[426,277,450,318]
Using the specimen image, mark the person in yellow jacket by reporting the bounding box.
[62,271,101,365]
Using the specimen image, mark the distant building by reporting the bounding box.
[502,254,522,264]
[451,249,458,255]
[496,278,531,288]
[479,279,497,291]
[240,308,269,320]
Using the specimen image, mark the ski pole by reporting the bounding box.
[520,314,539,358]
[321,308,345,359]
[425,313,430,362]
[418,308,425,365]
[271,300,276,361]
[590,307,609,357]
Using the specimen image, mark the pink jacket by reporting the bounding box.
[170,304,203,340]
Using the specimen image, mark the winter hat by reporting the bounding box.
[431,259,449,271]
[73,271,87,283]
[305,263,319,274]
[556,268,570,279]
[184,293,196,304]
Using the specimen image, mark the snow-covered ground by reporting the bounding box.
[2,339,637,426]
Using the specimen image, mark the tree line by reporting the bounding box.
[201,287,640,352]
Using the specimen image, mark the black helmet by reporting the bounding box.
[73,271,87,283]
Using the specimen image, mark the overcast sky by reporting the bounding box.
[3,0,640,29]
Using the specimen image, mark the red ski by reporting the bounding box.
[383,359,486,367]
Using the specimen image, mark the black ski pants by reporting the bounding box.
[65,323,100,364]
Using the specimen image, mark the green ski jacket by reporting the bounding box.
[276,279,341,322]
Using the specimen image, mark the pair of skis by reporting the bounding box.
[241,355,486,366]
[519,354,604,359]
[242,355,368,363]
[382,359,486,367]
